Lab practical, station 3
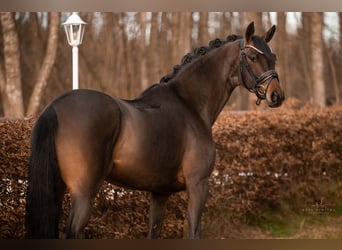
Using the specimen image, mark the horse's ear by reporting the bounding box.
[245,22,255,43]
[263,25,276,43]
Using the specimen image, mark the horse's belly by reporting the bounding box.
[109,142,185,193]
[107,161,185,193]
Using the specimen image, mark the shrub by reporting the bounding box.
[0,105,341,238]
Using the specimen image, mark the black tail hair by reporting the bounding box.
[26,105,63,238]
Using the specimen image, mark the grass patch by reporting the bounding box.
[246,209,301,237]
[246,204,342,239]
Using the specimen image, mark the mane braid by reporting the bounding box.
[159,35,242,83]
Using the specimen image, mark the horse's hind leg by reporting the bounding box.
[148,193,170,239]
[63,192,94,238]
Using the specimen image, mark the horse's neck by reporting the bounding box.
[171,41,240,128]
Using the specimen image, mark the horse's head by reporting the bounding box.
[239,22,284,107]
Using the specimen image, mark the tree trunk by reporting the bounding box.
[275,13,289,96]
[327,47,340,105]
[220,12,232,39]
[310,12,326,107]
[18,13,46,108]
[122,14,134,98]
[198,12,209,46]
[26,12,60,116]
[0,62,6,115]
[148,12,159,84]
[137,12,148,90]
[97,13,116,93]
[339,13,342,91]
[0,12,24,117]
[179,12,192,54]
[157,12,172,81]
[301,12,313,98]
[113,13,127,98]
[171,12,181,65]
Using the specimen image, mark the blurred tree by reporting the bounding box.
[180,12,192,55]
[339,13,342,90]
[26,12,59,116]
[327,44,340,105]
[148,12,159,84]
[18,13,46,108]
[198,12,209,46]
[157,12,170,81]
[170,12,181,65]
[119,14,131,98]
[219,12,232,39]
[275,13,289,97]
[112,13,129,98]
[0,12,24,117]
[138,12,147,89]
[310,12,326,107]
[0,12,341,117]
[300,12,313,98]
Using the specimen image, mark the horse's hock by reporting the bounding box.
[1,106,341,239]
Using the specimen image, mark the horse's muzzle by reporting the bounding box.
[266,79,285,108]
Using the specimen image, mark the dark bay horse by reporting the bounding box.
[26,22,284,239]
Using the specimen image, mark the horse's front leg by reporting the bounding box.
[148,192,170,239]
[186,178,209,239]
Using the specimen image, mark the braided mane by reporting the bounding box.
[159,35,242,83]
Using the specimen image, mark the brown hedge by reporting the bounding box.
[0,105,341,239]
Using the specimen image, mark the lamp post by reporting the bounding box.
[62,12,86,90]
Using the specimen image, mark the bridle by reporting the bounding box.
[239,39,279,105]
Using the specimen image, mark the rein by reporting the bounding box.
[239,39,278,105]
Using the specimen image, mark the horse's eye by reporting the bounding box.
[249,54,257,62]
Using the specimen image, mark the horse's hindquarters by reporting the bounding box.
[53,90,121,195]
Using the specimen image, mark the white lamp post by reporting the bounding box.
[62,12,86,90]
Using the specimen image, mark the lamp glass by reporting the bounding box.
[64,23,85,46]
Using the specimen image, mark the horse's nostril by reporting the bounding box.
[271,91,278,103]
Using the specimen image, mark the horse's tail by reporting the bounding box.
[26,105,62,238]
